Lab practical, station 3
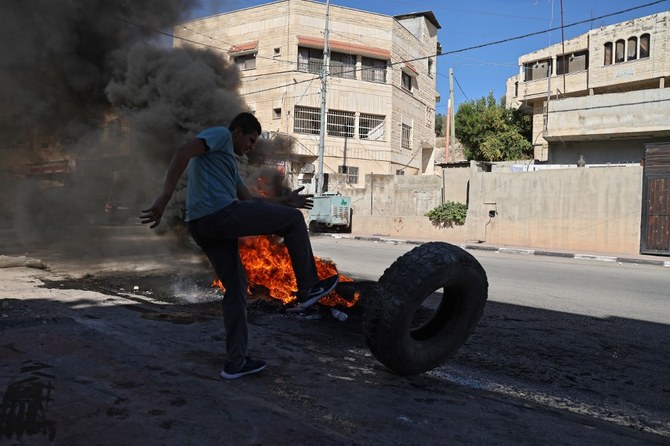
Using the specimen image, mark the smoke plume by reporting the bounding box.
[0,0,258,254]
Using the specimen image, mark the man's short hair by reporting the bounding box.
[229,112,262,135]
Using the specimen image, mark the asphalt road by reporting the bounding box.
[1,225,669,445]
[310,236,670,323]
[310,235,670,439]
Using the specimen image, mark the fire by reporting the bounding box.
[212,235,359,308]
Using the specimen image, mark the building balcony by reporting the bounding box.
[517,71,588,101]
[544,87,670,141]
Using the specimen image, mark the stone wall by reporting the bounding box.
[341,164,644,255]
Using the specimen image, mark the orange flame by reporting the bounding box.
[212,235,359,308]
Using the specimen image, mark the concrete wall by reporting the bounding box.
[465,163,643,254]
[345,164,645,255]
[545,88,670,141]
[547,138,656,165]
[349,173,442,217]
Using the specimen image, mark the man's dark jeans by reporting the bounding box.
[188,199,319,369]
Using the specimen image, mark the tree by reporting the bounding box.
[434,112,446,137]
[454,92,532,161]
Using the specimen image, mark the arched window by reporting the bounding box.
[604,42,613,65]
[627,36,637,60]
[615,39,625,63]
[640,33,650,58]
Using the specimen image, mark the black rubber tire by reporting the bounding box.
[363,242,488,375]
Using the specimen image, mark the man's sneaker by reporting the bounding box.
[220,358,267,380]
[296,275,339,309]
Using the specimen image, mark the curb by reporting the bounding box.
[318,234,670,268]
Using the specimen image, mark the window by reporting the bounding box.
[401,123,412,150]
[615,39,625,63]
[359,113,385,140]
[272,108,281,119]
[361,57,387,83]
[338,165,359,184]
[327,110,355,138]
[234,53,256,70]
[298,47,323,74]
[294,106,321,135]
[557,51,588,74]
[640,33,650,58]
[401,71,412,91]
[556,55,568,75]
[427,58,434,77]
[330,51,356,79]
[524,59,551,80]
[395,169,405,176]
[604,42,613,65]
[627,37,638,60]
[273,47,281,58]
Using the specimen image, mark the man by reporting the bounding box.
[141,112,338,380]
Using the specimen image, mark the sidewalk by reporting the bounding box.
[315,232,670,268]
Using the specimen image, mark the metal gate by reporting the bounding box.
[641,143,670,255]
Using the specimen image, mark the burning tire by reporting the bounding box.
[363,242,488,376]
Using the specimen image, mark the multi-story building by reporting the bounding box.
[506,11,670,164]
[175,0,441,193]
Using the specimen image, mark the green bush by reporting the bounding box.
[425,201,468,227]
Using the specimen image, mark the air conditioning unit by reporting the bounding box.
[301,163,315,174]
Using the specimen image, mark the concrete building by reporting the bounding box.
[175,0,441,194]
[505,11,670,165]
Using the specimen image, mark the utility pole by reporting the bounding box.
[449,68,455,163]
[316,0,330,196]
[444,98,450,163]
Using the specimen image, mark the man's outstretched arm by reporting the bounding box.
[237,183,314,210]
[140,138,207,228]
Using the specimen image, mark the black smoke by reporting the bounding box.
[0,0,254,251]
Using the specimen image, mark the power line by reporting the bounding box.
[118,1,667,97]
[437,0,666,58]
[244,0,668,96]
[453,76,470,102]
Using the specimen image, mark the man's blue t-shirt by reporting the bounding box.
[185,127,244,222]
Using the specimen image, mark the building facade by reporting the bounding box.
[506,11,670,164]
[176,0,441,194]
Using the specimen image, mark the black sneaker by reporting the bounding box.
[220,358,267,380]
[296,275,339,309]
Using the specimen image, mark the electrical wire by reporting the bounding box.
[453,76,470,102]
[117,1,667,100]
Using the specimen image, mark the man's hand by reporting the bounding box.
[284,186,314,209]
[140,193,171,229]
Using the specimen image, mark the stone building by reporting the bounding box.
[175,0,441,194]
[505,11,670,164]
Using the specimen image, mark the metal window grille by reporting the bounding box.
[294,106,321,135]
[234,53,256,70]
[359,113,385,140]
[338,165,359,184]
[401,123,412,150]
[330,51,356,79]
[361,57,387,83]
[327,110,355,138]
[298,47,323,74]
